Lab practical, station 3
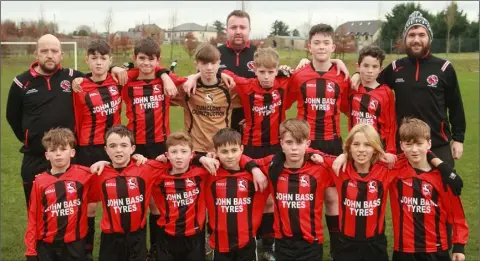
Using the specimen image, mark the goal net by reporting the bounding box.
[0,41,78,70]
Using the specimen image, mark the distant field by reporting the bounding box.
[1,46,478,260]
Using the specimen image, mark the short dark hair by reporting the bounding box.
[104,125,135,145]
[357,46,386,66]
[134,36,161,58]
[308,23,334,42]
[87,40,111,56]
[226,10,251,26]
[195,43,220,63]
[213,128,242,149]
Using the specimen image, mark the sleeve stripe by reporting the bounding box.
[69,68,74,77]
[13,77,23,88]
[441,61,450,72]
[392,60,397,70]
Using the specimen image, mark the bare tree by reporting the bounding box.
[169,9,178,61]
[104,6,114,39]
[445,1,458,56]
[183,32,198,58]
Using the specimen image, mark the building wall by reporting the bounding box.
[166,31,216,42]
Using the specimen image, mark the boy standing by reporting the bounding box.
[24,128,95,261]
[206,128,270,261]
[390,118,468,261]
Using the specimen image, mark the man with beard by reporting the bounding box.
[351,11,466,168]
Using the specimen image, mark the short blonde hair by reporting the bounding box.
[343,124,385,164]
[254,47,279,69]
[195,43,220,63]
[166,131,193,150]
[399,118,431,142]
[279,119,310,143]
[42,128,76,150]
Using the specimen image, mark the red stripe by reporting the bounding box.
[217,178,229,250]
[415,59,420,82]
[343,180,358,237]
[24,129,29,147]
[45,184,58,242]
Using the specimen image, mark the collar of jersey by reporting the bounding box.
[29,61,62,78]
[226,40,251,50]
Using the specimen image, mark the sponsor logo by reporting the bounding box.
[279,176,287,181]
[216,182,227,187]
[60,80,71,92]
[164,181,175,186]
[26,88,38,95]
[402,180,412,187]
[306,83,316,88]
[89,93,98,97]
[105,183,116,187]
[353,96,362,102]
[246,61,255,72]
[300,175,310,187]
[348,180,357,188]
[205,93,214,104]
[238,179,247,191]
[45,188,56,194]
[66,182,76,193]
[127,177,138,190]
[395,78,405,83]
[394,66,404,72]
[368,180,378,193]
[133,86,143,90]
[426,74,438,88]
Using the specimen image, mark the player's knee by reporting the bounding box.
[263,195,274,213]
[324,188,338,209]
[87,203,97,217]
[149,199,160,215]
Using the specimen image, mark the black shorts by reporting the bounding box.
[392,251,451,261]
[135,142,167,159]
[21,153,50,206]
[155,227,205,261]
[334,234,388,261]
[243,144,282,159]
[274,237,323,261]
[212,238,257,261]
[231,108,245,134]
[310,139,343,156]
[76,145,110,167]
[36,239,86,261]
[99,227,147,261]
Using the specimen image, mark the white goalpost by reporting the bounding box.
[0,41,78,70]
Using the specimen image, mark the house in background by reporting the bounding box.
[165,23,217,43]
[335,20,383,52]
[113,23,165,43]
[263,35,307,51]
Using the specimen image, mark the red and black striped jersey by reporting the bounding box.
[25,165,94,257]
[73,74,122,146]
[223,69,294,147]
[205,168,269,252]
[89,160,168,234]
[347,84,397,153]
[152,166,208,237]
[389,164,468,253]
[288,64,349,141]
[255,155,335,244]
[122,69,187,144]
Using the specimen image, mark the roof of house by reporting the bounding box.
[128,24,163,32]
[335,20,382,36]
[167,23,216,32]
[270,35,307,40]
[114,31,143,39]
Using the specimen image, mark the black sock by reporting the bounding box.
[325,215,340,255]
[260,213,274,252]
[149,214,160,250]
[86,217,95,254]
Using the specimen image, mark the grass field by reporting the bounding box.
[1,45,478,260]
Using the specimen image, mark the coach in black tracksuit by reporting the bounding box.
[376,11,465,168]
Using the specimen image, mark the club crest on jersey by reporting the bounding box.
[66,182,76,193]
[109,86,118,95]
[300,175,310,187]
[369,99,379,110]
[326,81,335,92]
[246,61,255,72]
[205,93,214,104]
[426,74,438,88]
[127,178,138,190]
[238,179,248,191]
[60,80,71,92]
[422,183,433,197]
[368,180,378,193]
[271,90,279,99]
[153,84,161,92]
[186,178,196,187]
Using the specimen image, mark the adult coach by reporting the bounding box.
[352,11,466,168]
[6,34,127,207]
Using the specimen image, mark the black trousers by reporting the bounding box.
[310,138,343,156]
[21,153,50,207]
[135,142,167,159]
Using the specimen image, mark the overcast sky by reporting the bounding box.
[1,1,478,38]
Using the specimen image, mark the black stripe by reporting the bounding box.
[75,182,84,240]
[85,94,96,145]
[277,88,285,141]
[413,178,426,252]
[341,180,349,233]
[116,177,131,233]
[138,177,146,229]
[331,81,340,139]
[309,175,317,240]
[161,87,167,140]
[315,79,326,141]
[261,93,272,146]
[42,188,49,239]
[128,88,138,141]
[174,178,188,236]
[98,87,115,140]
[374,99,382,132]
[300,84,308,121]
[360,94,371,124]
[226,177,238,250]
[348,94,354,128]
[193,176,202,234]
[159,182,170,227]
[248,93,255,146]
[355,181,367,239]
[54,181,68,241]
[218,86,232,126]
[185,96,194,133]
[212,179,220,251]
[432,188,442,251]
[143,87,156,143]
[397,180,404,251]
[247,179,255,241]
[375,181,384,236]
[288,174,301,237]
[102,181,114,232]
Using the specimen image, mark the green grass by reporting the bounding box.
[1,46,478,260]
